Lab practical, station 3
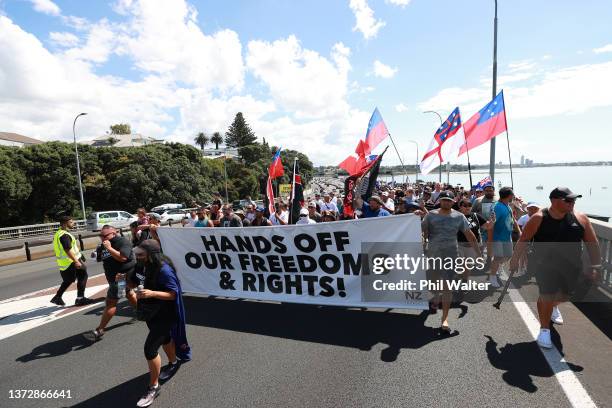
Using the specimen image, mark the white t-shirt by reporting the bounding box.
[296,217,316,225]
[384,198,395,212]
[319,201,339,213]
[517,214,530,228]
[270,211,289,225]
[184,216,197,227]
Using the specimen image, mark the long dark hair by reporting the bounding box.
[144,252,176,289]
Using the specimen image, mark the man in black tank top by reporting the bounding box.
[509,187,601,349]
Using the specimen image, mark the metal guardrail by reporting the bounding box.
[0,220,87,241]
[591,219,612,293]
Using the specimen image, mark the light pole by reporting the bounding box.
[72,113,87,221]
[406,140,419,184]
[223,147,229,203]
[490,0,498,183]
[423,110,443,182]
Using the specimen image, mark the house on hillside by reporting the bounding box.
[201,147,240,160]
[85,133,164,147]
[0,132,43,147]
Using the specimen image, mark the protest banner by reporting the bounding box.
[157,215,428,310]
[278,183,292,197]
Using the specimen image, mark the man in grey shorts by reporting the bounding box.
[422,192,481,333]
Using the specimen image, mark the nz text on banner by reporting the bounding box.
[157,215,428,310]
[278,183,292,197]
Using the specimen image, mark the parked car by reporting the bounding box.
[87,211,138,231]
[151,203,183,213]
[158,209,188,224]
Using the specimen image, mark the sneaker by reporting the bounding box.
[551,306,564,325]
[83,329,104,342]
[50,296,65,306]
[159,361,179,381]
[136,385,160,407]
[75,297,95,306]
[488,275,501,289]
[537,328,553,349]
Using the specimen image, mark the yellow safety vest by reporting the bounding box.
[53,229,81,271]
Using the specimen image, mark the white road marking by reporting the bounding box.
[508,287,597,408]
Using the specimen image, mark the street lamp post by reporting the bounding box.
[72,113,87,221]
[406,140,419,184]
[423,110,443,183]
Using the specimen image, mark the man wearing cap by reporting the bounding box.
[422,191,481,332]
[296,208,316,225]
[308,202,322,223]
[357,196,391,218]
[510,187,601,349]
[517,202,539,229]
[251,206,273,226]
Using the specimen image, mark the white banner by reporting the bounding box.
[157,214,428,310]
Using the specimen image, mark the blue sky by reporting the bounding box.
[1,0,611,166]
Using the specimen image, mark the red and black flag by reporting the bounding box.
[290,159,304,224]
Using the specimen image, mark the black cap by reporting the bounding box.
[550,187,582,200]
[438,191,455,201]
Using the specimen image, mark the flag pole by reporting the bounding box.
[502,91,514,189]
[465,143,474,188]
[388,133,410,184]
[289,157,297,224]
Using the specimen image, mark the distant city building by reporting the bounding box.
[0,132,43,147]
[85,133,164,147]
[520,155,525,165]
[201,147,240,160]
[525,158,534,166]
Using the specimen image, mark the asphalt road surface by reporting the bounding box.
[0,257,610,408]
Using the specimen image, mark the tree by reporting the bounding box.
[225,112,257,148]
[211,132,223,150]
[194,132,209,150]
[109,123,131,135]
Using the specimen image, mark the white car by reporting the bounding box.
[157,209,188,224]
[151,203,183,213]
[87,211,138,231]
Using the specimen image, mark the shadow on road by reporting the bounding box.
[0,305,59,325]
[484,334,583,393]
[69,373,150,407]
[185,296,458,362]
[15,321,131,363]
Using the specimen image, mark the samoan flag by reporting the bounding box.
[420,107,464,175]
[364,108,389,152]
[459,90,508,156]
[268,147,284,179]
[473,176,493,189]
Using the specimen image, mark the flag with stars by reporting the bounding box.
[420,107,465,175]
[459,90,508,156]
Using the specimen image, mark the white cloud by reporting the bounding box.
[116,0,245,91]
[385,0,411,7]
[63,19,117,64]
[373,59,398,78]
[247,35,351,119]
[49,31,79,47]
[349,0,385,40]
[418,61,612,119]
[28,0,60,16]
[507,60,536,72]
[593,44,612,54]
[395,103,409,112]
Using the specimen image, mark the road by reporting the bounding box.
[0,256,610,408]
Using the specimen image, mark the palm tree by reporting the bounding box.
[194,132,209,150]
[211,131,223,150]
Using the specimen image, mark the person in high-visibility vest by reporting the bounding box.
[50,216,93,306]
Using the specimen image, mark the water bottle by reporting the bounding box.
[117,278,126,298]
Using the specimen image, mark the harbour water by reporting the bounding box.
[380,165,612,218]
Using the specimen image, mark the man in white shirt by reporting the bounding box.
[431,183,442,203]
[182,210,197,227]
[269,202,289,225]
[329,192,338,205]
[319,194,339,215]
[382,191,395,213]
[517,202,539,228]
[296,208,316,225]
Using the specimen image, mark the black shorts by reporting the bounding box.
[535,265,581,296]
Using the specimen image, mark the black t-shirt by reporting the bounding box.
[458,213,487,242]
[60,234,72,251]
[219,214,243,227]
[251,217,270,226]
[101,235,135,279]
